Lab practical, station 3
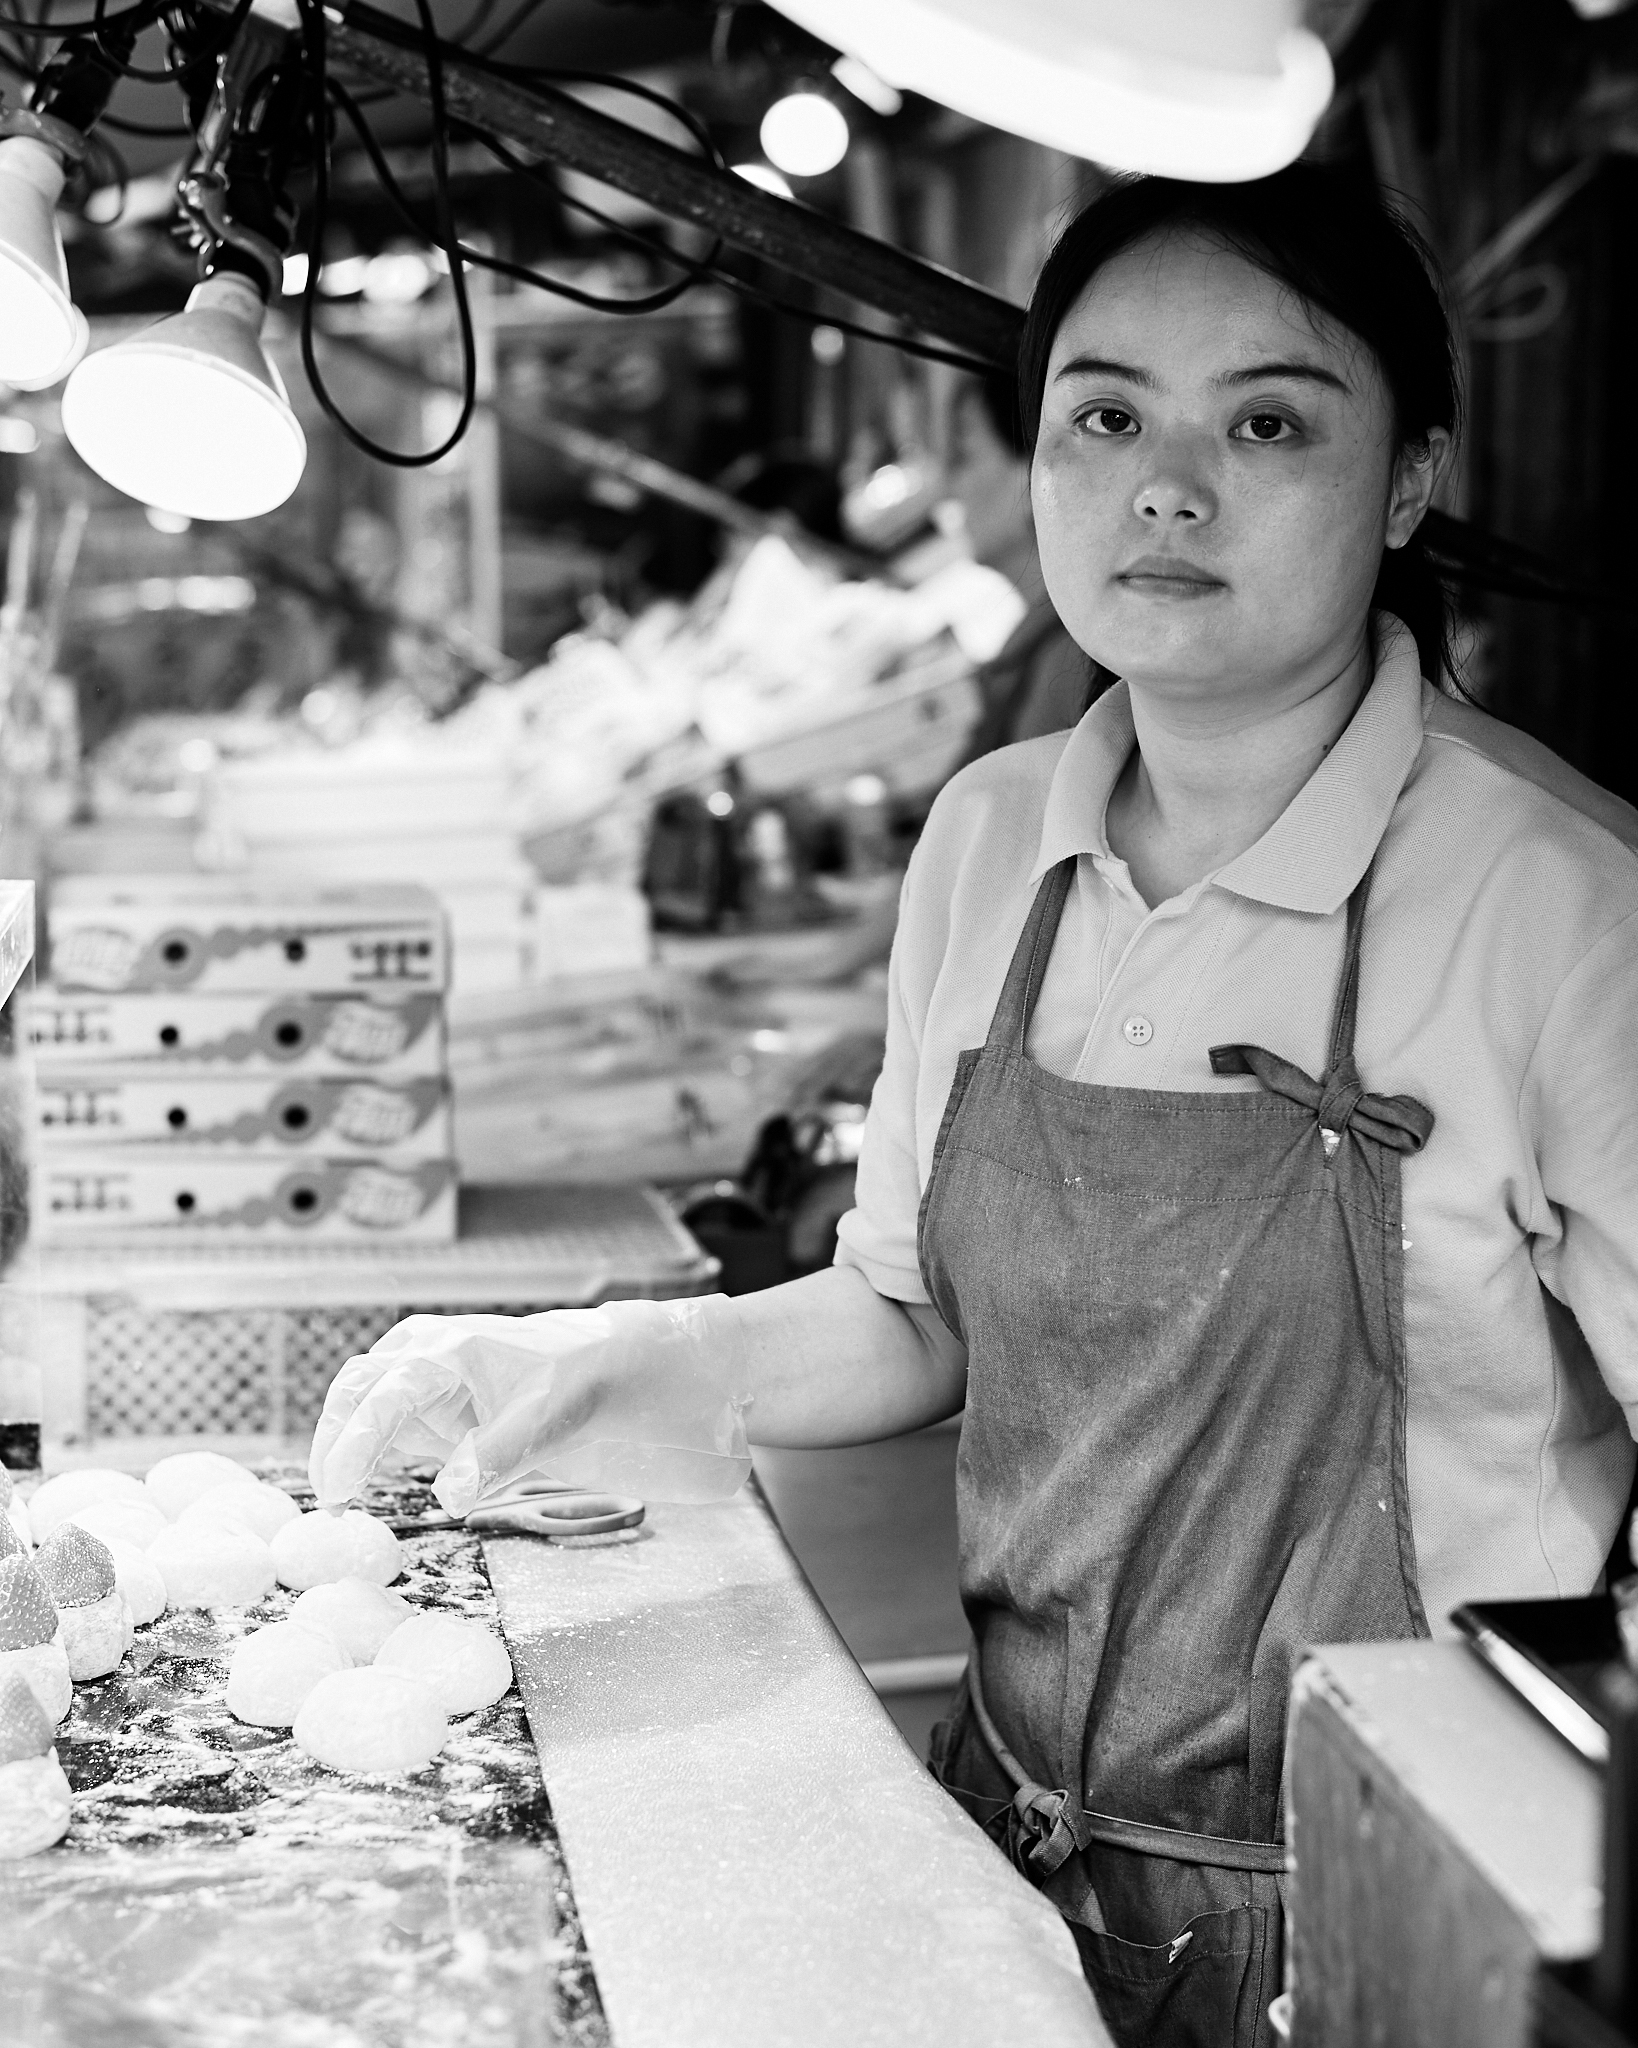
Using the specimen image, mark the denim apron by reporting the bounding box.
[920,856,1433,2048]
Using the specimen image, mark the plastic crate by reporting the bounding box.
[38,1183,716,1442]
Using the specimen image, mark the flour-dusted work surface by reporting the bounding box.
[0,1465,606,2048]
[486,1483,1109,2048]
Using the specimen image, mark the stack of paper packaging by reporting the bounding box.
[205,742,653,1000]
[26,877,457,1245]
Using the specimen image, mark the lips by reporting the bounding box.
[1116,554,1225,592]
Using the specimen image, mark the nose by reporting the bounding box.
[1132,443,1216,526]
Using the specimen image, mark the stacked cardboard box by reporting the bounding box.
[26,878,456,1245]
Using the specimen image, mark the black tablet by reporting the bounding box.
[1450,1595,1624,1766]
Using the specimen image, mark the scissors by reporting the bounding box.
[390,1478,646,1540]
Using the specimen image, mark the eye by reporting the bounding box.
[1079,406,1139,437]
[1232,412,1298,444]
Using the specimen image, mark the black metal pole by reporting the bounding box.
[321,0,1025,368]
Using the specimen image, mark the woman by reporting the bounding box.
[311,166,1638,2048]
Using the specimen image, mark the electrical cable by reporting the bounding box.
[296,0,478,467]
[450,0,499,49]
[464,56,725,168]
[0,6,141,34]
[99,111,191,133]
[331,79,701,314]
[462,118,998,374]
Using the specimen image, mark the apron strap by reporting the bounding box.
[986,858,1077,1057]
[964,1649,1289,1878]
[1208,861,1435,1155]
[1326,861,1375,1072]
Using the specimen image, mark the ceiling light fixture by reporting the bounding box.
[759,92,850,178]
[830,56,902,119]
[0,18,138,388]
[766,0,1333,182]
[62,14,308,521]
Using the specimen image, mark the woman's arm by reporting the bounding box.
[733,1265,967,1448]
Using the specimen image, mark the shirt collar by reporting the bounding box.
[1028,614,1428,915]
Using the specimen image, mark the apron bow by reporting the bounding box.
[1210,1044,1434,1155]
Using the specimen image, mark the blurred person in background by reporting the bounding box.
[948,373,1107,757]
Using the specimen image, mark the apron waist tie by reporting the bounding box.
[967,1653,1290,1879]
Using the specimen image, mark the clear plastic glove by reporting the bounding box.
[308,1294,752,1515]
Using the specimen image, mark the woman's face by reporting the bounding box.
[1032,229,1444,709]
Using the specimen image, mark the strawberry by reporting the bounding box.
[0,1666,51,1765]
[35,1524,115,1609]
[0,1555,58,1650]
[0,1464,12,1510]
[0,1511,22,1564]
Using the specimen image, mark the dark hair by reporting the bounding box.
[1018,164,1461,682]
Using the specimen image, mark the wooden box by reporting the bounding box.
[1286,1642,1603,2048]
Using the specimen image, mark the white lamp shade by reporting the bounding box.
[0,135,84,389]
[61,274,306,522]
[764,0,1334,182]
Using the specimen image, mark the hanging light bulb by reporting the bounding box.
[759,92,850,179]
[62,19,308,522]
[63,272,305,521]
[0,136,83,388]
[0,20,137,389]
[765,0,1332,182]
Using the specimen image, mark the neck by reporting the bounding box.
[1106,628,1375,908]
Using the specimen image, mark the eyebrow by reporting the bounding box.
[1214,360,1350,393]
[1052,354,1350,395]
[1053,355,1157,389]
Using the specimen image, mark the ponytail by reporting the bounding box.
[1372,528,1453,685]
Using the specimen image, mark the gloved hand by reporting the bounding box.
[308,1294,752,1515]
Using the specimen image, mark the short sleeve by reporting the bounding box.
[834,865,933,1303]
[1523,907,1638,1430]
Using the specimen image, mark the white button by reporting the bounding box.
[1122,1015,1154,1047]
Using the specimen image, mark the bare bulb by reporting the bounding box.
[759,93,850,178]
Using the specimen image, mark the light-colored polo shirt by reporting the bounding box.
[835,616,1638,1634]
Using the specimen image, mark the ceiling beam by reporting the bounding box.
[324,0,1024,368]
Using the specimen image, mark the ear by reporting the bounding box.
[1384,427,1452,550]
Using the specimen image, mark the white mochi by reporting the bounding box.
[0,1639,71,1725]
[0,1751,72,1858]
[293,1667,447,1776]
[180,1481,301,1544]
[103,1540,167,1626]
[26,1471,148,1543]
[66,1498,168,1551]
[288,1579,412,1663]
[226,1620,350,1727]
[57,1591,132,1681]
[270,1510,402,1592]
[6,1501,29,1551]
[374,1614,513,1717]
[148,1520,275,1611]
[143,1453,260,1521]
